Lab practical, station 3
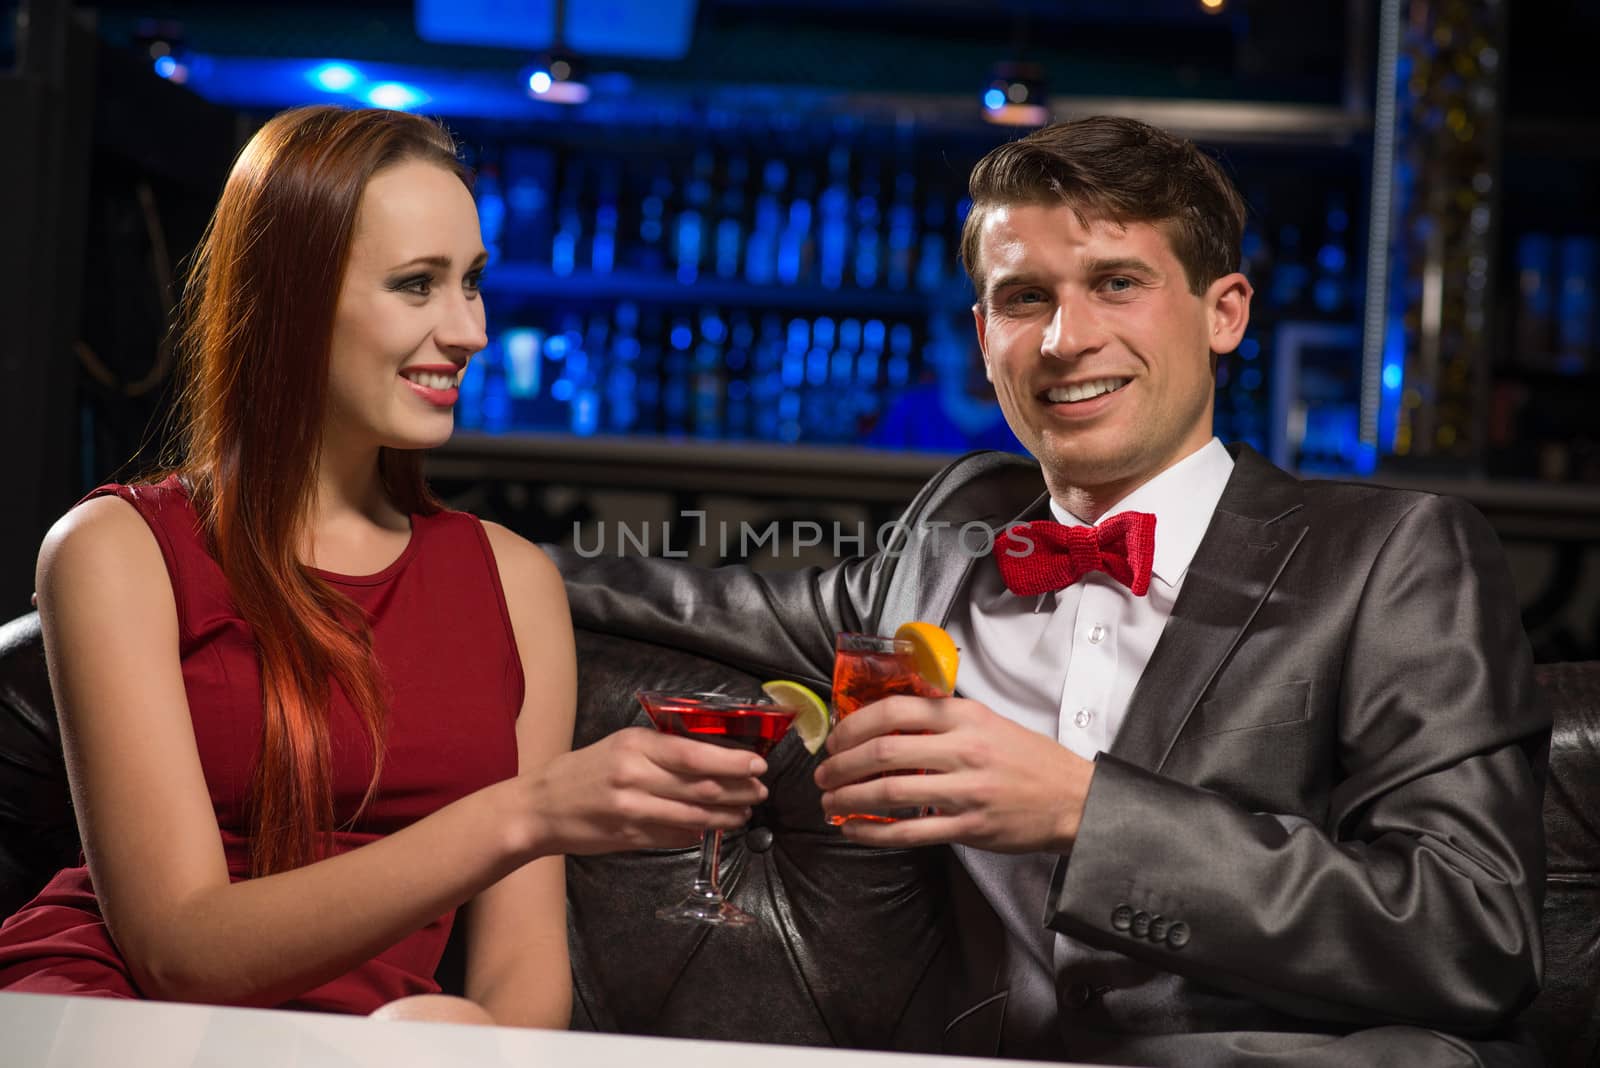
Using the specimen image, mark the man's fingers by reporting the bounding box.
[814,731,960,789]
[820,772,952,822]
[826,695,947,752]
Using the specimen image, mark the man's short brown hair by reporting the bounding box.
[960,115,1248,303]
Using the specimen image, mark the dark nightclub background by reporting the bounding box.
[2,0,1598,659]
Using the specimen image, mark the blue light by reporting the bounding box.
[1382,362,1403,390]
[983,88,1007,110]
[670,325,694,350]
[309,63,361,92]
[154,55,178,79]
[551,378,576,402]
[366,82,427,111]
[528,70,553,94]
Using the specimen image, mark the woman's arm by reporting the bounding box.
[455,523,575,1028]
[40,500,764,1010]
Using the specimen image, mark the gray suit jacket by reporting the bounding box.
[550,445,1550,1066]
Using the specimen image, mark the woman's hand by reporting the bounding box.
[524,727,770,855]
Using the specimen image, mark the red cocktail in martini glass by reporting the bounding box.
[636,690,796,926]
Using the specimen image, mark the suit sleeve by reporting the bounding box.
[545,543,878,687]
[1045,493,1550,1033]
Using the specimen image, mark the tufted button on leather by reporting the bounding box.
[1063,983,1095,1009]
[746,827,774,853]
[1111,904,1134,931]
[1166,921,1191,949]
[1147,915,1168,943]
[1130,910,1151,938]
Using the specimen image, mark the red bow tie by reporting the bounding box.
[993,512,1157,597]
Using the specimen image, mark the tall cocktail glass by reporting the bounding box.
[636,690,795,926]
[829,633,951,824]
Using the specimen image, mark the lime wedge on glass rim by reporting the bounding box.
[761,679,830,754]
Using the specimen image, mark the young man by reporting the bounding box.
[553,117,1548,1065]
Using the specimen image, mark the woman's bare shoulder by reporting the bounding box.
[477,520,564,602]
[36,494,169,604]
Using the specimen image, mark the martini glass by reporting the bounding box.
[636,690,796,926]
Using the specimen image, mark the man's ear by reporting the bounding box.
[1206,272,1253,355]
[973,302,994,383]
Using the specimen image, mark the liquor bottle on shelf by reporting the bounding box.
[777,169,815,287]
[723,313,756,438]
[886,169,917,292]
[475,164,505,264]
[662,314,693,435]
[590,164,621,275]
[1268,224,1310,313]
[818,143,852,291]
[852,161,883,290]
[802,316,834,440]
[674,150,714,285]
[744,158,786,287]
[550,159,585,278]
[714,154,749,280]
[1556,236,1597,374]
[1312,194,1351,314]
[693,308,727,438]
[752,314,785,441]
[634,169,673,274]
[500,146,554,263]
[886,322,914,390]
[634,307,665,433]
[1514,233,1556,363]
[916,193,949,293]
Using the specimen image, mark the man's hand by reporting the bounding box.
[813,696,1094,853]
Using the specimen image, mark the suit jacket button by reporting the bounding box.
[1130,910,1151,938]
[1111,904,1134,931]
[1064,983,1094,1009]
[1166,921,1191,949]
[1148,915,1168,943]
[746,827,774,853]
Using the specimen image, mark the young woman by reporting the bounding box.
[0,105,767,1026]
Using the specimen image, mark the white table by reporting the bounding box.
[0,992,1082,1067]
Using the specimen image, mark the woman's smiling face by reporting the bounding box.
[325,159,489,453]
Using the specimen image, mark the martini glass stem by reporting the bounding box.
[694,829,723,899]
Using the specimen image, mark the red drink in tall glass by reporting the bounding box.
[830,633,951,824]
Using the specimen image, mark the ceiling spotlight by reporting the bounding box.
[1200,0,1226,12]
[525,51,590,105]
[982,62,1049,127]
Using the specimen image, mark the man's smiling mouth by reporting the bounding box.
[1042,378,1131,404]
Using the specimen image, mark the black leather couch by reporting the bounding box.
[1,610,1596,1065]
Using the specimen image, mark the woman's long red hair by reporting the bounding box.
[172,106,468,877]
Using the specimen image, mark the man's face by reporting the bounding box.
[972,201,1250,505]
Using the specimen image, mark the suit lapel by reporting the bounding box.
[1108,446,1308,773]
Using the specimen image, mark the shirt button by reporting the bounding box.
[1087,623,1106,644]
[1073,708,1093,729]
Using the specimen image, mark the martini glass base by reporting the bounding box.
[655,886,756,927]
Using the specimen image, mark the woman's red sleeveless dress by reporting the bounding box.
[0,477,524,1013]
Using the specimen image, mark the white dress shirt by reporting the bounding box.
[941,437,1235,1049]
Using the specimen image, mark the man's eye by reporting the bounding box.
[1103,276,1135,293]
